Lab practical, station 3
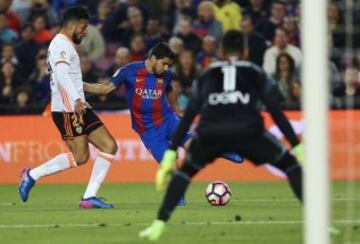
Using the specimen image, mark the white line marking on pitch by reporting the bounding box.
[0,220,359,229]
[111,198,360,204]
[1,197,359,206]
[0,203,15,206]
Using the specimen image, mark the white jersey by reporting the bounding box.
[48,34,85,112]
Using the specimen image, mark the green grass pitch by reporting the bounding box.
[0,181,359,244]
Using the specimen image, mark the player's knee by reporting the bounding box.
[109,141,118,155]
[101,140,118,155]
[74,152,90,166]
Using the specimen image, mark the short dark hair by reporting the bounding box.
[148,42,175,60]
[62,6,89,26]
[222,30,245,55]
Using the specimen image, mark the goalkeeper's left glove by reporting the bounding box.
[292,143,304,165]
[156,150,177,191]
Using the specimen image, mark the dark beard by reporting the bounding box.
[72,33,82,45]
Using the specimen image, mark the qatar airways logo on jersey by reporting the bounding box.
[135,88,163,100]
[208,91,250,105]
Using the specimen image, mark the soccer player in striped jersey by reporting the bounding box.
[84,42,243,205]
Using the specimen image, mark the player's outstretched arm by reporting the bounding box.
[262,85,300,147]
[264,92,304,164]
[83,82,117,95]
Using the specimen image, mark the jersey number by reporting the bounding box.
[221,66,236,92]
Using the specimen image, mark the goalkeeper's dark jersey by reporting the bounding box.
[170,60,299,150]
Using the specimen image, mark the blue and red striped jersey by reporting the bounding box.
[110,61,174,134]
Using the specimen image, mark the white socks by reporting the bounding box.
[29,153,77,181]
[28,151,113,199]
[83,152,114,199]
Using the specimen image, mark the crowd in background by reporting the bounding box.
[0,0,359,114]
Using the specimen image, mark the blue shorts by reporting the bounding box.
[139,115,193,163]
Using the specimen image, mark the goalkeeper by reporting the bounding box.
[140,30,304,241]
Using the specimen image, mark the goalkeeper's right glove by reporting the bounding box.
[292,143,304,165]
[156,150,177,191]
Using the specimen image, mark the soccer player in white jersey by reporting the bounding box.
[19,6,117,209]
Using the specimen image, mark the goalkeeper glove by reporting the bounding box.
[156,150,177,191]
[292,143,304,165]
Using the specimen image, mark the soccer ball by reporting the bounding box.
[205,181,232,206]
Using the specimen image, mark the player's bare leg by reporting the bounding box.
[19,136,89,202]
[79,125,118,209]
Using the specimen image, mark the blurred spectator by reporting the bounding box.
[0,11,18,43]
[78,0,98,16]
[212,0,242,33]
[1,42,19,65]
[122,6,146,47]
[16,24,40,77]
[80,54,98,84]
[328,2,345,49]
[166,0,196,35]
[14,86,31,107]
[144,17,165,52]
[105,47,130,77]
[242,17,268,66]
[282,16,300,48]
[255,1,285,43]
[172,75,188,111]
[90,0,110,35]
[193,1,223,43]
[51,0,78,13]
[81,24,105,61]
[10,0,31,13]
[29,54,50,103]
[0,61,21,104]
[242,0,268,26]
[196,35,218,69]
[25,0,59,27]
[102,0,148,43]
[169,36,184,57]
[263,27,302,76]
[0,0,20,33]
[175,17,202,54]
[328,2,346,66]
[329,61,343,103]
[172,49,200,94]
[32,15,53,44]
[343,67,360,97]
[129,34,146,62]
[272,53,300,103]
[290,80,301,103]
